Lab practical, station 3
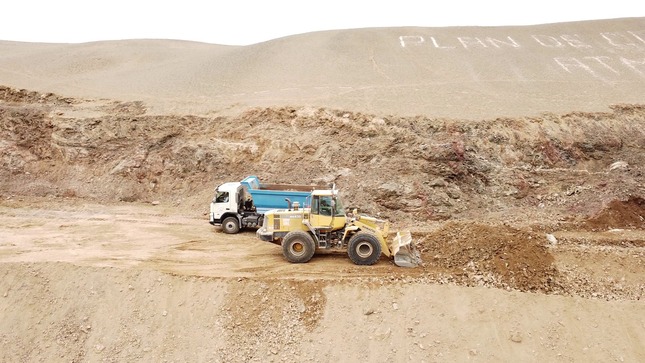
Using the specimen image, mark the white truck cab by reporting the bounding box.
[210,182,244,226]
[209,176,319,234]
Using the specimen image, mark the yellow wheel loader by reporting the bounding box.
[256,189,420,267]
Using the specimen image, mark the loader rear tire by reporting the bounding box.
[348,232,382,265]
[282,231,315,263]
[222,217,240,234]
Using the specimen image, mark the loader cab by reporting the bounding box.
[308,190,346,230]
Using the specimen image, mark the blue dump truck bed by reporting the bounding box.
[241,176,322,213]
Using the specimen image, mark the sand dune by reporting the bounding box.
[1,18,643,118]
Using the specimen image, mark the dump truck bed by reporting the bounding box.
[241,176,326,213]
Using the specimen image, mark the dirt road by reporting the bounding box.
[0,197,411,279]
[3,197,642,294]
[1,197,644,362]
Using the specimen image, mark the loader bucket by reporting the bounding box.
[390,231,421,268]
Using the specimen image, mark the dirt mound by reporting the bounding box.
[581,196,645,231]
[416,222,559,292]
[0,85,74,105]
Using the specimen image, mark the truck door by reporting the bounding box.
[211,188,241,221]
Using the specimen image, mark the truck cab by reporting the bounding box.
[209,176,320,234]
[209,182,260,233]
[210,182,242,222]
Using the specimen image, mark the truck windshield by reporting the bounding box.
[214,191,229,203]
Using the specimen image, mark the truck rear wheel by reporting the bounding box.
[348,232,382,265]
[222,217,240,234]
[282,231,315,263]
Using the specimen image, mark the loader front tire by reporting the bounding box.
[222,217,240,234]
[282,231,315,263]
[348,232,382,265]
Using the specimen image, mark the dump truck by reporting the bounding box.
[256,188,421,267]
[209,176,327,234]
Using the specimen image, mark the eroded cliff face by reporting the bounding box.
[2,86,643,226]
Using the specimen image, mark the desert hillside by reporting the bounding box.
[0,18,643,118]
[0,18,644,362]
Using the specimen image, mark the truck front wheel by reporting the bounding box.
[222,217,240,234]
[282,231,315,263]
[348,232,382,265]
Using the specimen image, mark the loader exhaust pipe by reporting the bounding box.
[285,198,292,210]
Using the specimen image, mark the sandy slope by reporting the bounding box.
[0,18,644,362]
[0,18,644,118]
[1,263,644,362]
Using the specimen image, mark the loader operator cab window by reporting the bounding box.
[214,191,229,203]
[319,196,332,216]
[312,196,345,217]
